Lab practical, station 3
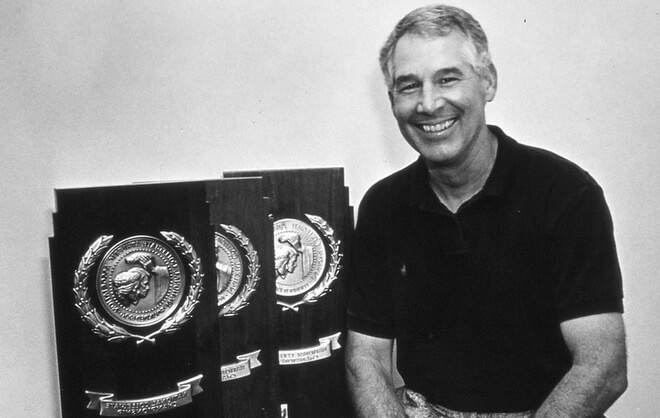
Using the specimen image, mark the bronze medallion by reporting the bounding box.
[216,224,262,317]
[272,214,342,311]
[215,231,244,306]
[74,231,203,344]
[96,236,186,328]
[273,218,327,297]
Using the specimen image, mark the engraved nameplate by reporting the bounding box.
[220,350,262,382]
[278,332,342,365]
[85,375,203,416]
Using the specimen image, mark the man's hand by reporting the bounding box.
[534,312,627,417]
[345,330,406,417]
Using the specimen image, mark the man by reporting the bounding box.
[345,5,627,417]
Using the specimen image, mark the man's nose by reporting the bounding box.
[416,85,444,114]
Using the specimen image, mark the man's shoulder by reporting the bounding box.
[500,130,606,225]
[353,162,420,222]
[369,161,418,192]
[500,129,599,195]
[359,160,421,209]
[518,140,597,190]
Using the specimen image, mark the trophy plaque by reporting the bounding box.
[49,182,222,417]
[206,177,280,418]
[225,168,353,418]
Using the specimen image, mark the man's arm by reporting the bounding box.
[534,312,627,417]
[345,330,405,417]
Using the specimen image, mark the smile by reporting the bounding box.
[420,118,457,133]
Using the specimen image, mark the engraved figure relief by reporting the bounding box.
[275,233,307,282]
[97,237,186,329]
[113,253,169,307]
[273,214,342,311]
[73,232,203,344]
[273,221,326,298]
[113,266,150,306]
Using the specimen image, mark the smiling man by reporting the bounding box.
[345,5,627,417]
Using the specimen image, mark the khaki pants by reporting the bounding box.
[397,387,535,418]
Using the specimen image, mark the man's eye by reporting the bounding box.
[438,77,459,86]
[397,83,419,93]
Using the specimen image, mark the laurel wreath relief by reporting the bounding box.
[73,231,203,345]
[278,213,343,311]
[218,224,261,317]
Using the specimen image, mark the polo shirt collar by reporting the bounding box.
[408,157,437,211]
[480,125,518,197]
[407,125,519,210]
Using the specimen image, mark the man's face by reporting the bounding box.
[136,276,150,299]
[285,253,298,274]
[389,32,496,168]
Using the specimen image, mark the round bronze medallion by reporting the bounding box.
[215,232,244,306]
[273,218,327,297]
[96,236,186,327]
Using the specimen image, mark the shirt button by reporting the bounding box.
[427,331,434,341]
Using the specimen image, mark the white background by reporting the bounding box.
[1,1,658,416]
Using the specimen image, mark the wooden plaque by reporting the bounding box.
[225,168,353,418]
[49,182,222,417]
[206,177,280,417]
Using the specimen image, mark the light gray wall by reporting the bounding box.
[1,1,658,416]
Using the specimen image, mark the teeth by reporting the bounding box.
[421,119,456,133]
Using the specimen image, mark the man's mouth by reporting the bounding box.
[419,118,457,133]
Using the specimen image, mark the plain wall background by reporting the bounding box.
[1,1,658,416]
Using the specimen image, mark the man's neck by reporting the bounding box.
[427,131,498,213]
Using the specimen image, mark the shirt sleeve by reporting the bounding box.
[346,185,396,338]
[548,183,624,322]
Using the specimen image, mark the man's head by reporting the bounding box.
[379,5,493,92]
[380,5,498,169]
[275,244,299,278]
[114,267,151,306]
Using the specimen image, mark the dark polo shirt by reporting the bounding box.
[347,125,624,412]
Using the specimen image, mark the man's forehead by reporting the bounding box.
[390,32,479,77]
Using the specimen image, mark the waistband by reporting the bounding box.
[397,387,534,418]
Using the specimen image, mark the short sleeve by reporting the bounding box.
[548,183,624,322]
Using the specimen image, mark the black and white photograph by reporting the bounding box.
[1,1,658,416]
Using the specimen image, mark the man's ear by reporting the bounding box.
[483,63,498,102]
[388,90,394,108]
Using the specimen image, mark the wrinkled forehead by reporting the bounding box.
[389,31,480,78]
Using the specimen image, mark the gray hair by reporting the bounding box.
[379,4,492,91]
